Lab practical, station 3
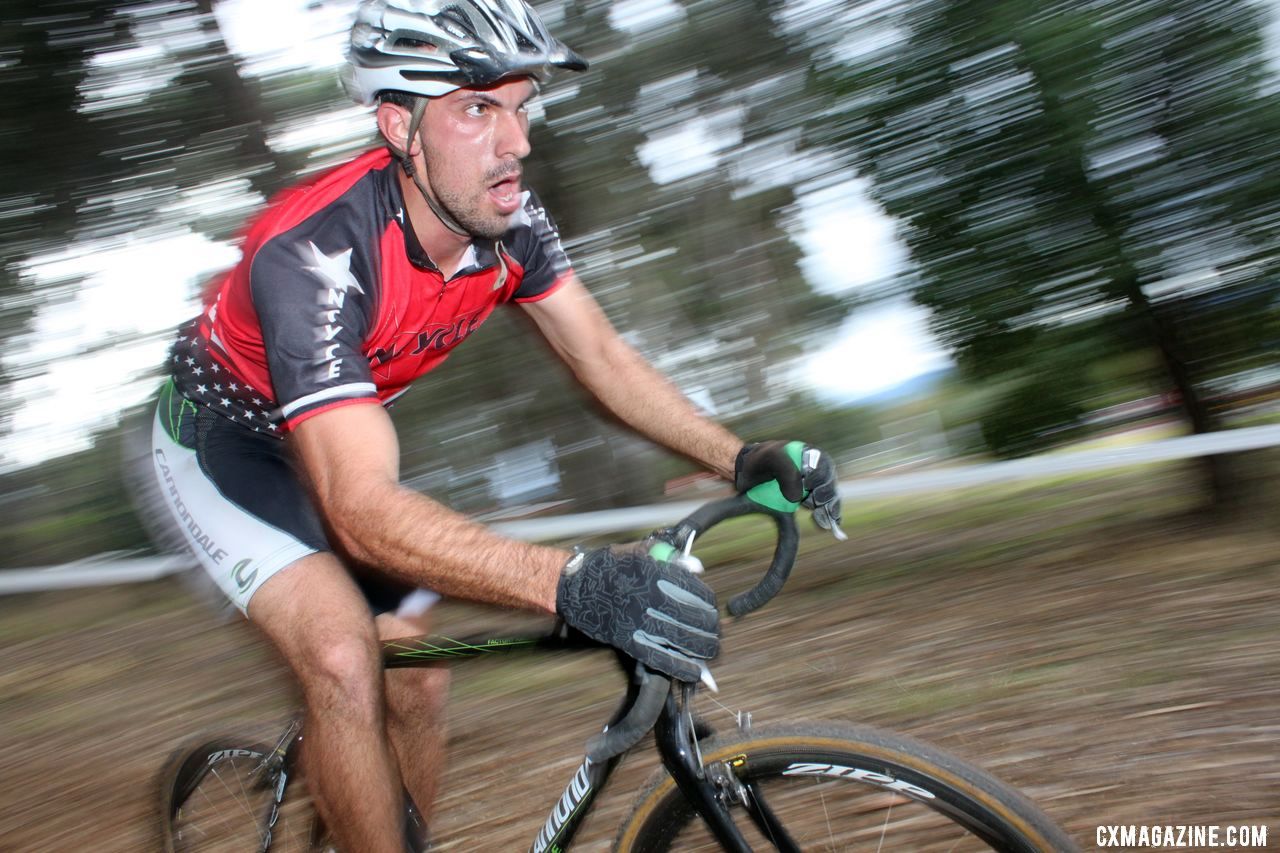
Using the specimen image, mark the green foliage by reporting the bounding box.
[980,375,1087,458]
[1,0,856,553]
[811,0,1280,456]
[0,424,148,564]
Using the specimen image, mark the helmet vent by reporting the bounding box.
[514,31,536,52]
[342,0,587,105]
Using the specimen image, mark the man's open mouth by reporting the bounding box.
[488,174,522,214]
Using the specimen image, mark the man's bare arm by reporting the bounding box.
[521,274,743,478]
[290,403,565,613]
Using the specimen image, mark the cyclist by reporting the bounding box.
[147,1,842,850]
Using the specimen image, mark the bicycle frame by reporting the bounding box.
[259,493,805,851]
[377,630,758,853]
[166,492,1076,853]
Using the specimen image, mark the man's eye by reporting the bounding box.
[466,103,488,117]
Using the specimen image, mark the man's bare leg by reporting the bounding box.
[249,552,406,853]
[375,611,450,828]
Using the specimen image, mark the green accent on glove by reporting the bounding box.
[784,440,804,469]
[648,541,677,562]
[746,480,801,514]
[744,441,806,513]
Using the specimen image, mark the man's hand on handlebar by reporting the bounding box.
[556,542,719,683]
[734,440,844,534]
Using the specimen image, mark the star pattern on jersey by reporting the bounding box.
[306,241,366,295]
[167,320,285,437]
[162,172,563,438]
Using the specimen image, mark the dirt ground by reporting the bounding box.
[1,471,1277,851]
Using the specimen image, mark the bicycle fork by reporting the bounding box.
[654,689,800,853]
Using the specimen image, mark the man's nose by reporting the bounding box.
[498,111,531,160]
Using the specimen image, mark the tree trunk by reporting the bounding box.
[1016,48,1233,508]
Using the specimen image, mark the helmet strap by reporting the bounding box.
[394,96,470,238]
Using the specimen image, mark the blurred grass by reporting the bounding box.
[1,454,1277,851]
[1,455,1271,654]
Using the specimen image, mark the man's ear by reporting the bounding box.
[376,101,421,156]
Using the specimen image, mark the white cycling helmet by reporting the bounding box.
[342,0,588,106]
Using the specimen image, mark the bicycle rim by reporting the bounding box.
[615,723,1077,852]
[157,735,322,853]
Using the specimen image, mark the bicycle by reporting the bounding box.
[157,492,1079,851]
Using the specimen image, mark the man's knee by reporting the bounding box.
[249,552,385,710]
[375,611,449,720]
[302,631,385,713]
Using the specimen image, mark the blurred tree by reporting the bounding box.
[0,417,149,564]
[0,0,118,438]
[0,0,337,450]
[391,0,853,509]
[2,0,858,563]
[815,0,1280,497]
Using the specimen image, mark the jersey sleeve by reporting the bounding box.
[507,188,573,303]
[250,230,379,429]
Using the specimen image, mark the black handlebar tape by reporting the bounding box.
[681,492,757,534]
[680,493,801,618]
[727,510,799,617]
[585,669,671,763]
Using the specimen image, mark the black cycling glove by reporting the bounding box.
[735,440,843,532]
[556,545,719,682]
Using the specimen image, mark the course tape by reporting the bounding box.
[3,424,1278,594]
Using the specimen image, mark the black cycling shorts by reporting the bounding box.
[150,380,420,615]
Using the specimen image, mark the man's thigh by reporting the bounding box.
[149,384,424,616]
[150,385,323,613]
[248,551,380,673]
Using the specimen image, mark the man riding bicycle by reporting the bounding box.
[147,1,841,850]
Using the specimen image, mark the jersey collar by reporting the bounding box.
[391,169,501,279]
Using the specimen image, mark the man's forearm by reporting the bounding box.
[575,336,742,479]
[329,482,565,614]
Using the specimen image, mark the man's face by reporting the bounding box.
[418,77,535,240]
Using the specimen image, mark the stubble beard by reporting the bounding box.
[423,147,514,241]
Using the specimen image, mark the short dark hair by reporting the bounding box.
[378,90,419,110]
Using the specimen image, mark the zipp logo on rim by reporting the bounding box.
[782,762,937,799]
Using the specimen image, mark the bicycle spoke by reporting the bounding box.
[816,780,835,852]
[209,764,262,826]
[875,794,892,853]
[743,780,800,852]
[191,772,253,843]
[160,741,304,853]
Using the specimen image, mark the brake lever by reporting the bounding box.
[698,661,718,693]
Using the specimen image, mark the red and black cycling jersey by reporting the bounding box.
[168,147,572,435]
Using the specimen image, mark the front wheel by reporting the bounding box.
[615,722,1078,852]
